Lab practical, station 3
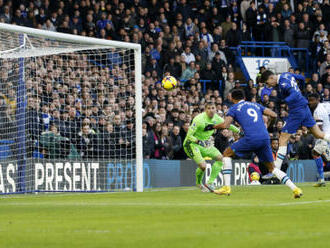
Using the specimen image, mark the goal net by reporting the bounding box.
[0,23,143,194]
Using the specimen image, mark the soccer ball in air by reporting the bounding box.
[161,76,178,91]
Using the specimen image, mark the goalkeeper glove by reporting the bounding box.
[239,129,245,137]
[204,124,215,131]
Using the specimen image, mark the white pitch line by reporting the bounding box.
[1,199,330,207]
[0,187,196,199]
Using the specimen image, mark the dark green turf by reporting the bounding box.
[1,183,330,248]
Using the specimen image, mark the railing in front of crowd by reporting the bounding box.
[229,41,311,78]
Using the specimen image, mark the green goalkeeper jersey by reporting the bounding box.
[183,112,240,145]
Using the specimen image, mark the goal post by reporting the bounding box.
[0,23,143,194]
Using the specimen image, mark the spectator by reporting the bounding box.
[75,124,97,159]
[320,54,330,77]
[254,6,268,41]
[219,40,232,66]
[39,123,79,159]
[181,46,196,65]
[320,65,330,84]
[163,57,182,79]
[283,19,295,47]
[211,52,226,79]
[200,27,214,50]
[296,126,315,159]
[281,3,292,19]
[42,19,56,31]
[309,73,320,89]
[184,17,198,38]
[201,62,218,89]
[157,125,172,159]
[212,25,223,43]
[180,61,196,81]
[246,1,257,32]
[142,126,152,159]
[295,22,310,69]
[226,22,242,47]
[223,72,236,99]
[12,9,26,26]
[0,5,11,23]
[304,83,314,97]
[193,40,209,66]
[240,0,251,22]
[241,22,252,42]
[221,15,233,39]
[170,126,182,159]
[323,88,330,102]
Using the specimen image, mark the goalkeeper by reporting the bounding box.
[183,102,241,192]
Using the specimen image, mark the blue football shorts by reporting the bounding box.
[282,106,316,134]
[231,138,274,163]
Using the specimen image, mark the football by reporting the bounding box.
[161,76,178,91]
[250,172,260,182]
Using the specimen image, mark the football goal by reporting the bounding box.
[0,23,143,194]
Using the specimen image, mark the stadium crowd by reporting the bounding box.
[0,0,329,163]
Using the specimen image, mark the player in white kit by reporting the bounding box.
[308,93,330,187]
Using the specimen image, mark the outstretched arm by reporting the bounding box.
[293,74,305,82]
[263,108,277,128]
[213,116,234,129]
[263,108,277,118]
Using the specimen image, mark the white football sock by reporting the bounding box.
[222,157,232,187]
[274,146,287,169]
[324,133,330,142]
[272,168,296,190]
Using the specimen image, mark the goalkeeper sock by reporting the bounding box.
[196,167,205,185]
[314,156,324,181]
[222,157,232,186]
[272,168,296,190]
[208,161,223,184]
[274,146,287,169]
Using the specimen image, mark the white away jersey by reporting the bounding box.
[314,102,330,133]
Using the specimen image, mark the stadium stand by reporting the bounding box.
[0,0,329,163]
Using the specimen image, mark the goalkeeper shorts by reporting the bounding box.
[184,142,221,164]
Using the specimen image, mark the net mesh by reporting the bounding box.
[0,30,137,193]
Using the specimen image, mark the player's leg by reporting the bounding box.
[213,146,236,196]
[201,147,223,191]
[184,142,206,187]
[309,124,330,142]
[274,132,291,169]
[275,113,301,169]
[303,106,330,142]
[257,140,303,198]
[265,162,303,198]
[312,140,327,187]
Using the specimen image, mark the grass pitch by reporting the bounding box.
[1,183,330,248]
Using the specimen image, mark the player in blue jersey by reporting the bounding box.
[261,70,330,170]
[205,89,303,198]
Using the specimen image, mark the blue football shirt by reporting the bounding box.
[277,72,308,111]
[227,100,269,141]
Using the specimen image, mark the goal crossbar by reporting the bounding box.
[0,23,141,50]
